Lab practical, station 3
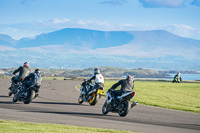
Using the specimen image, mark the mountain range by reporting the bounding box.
[0,28,199,70]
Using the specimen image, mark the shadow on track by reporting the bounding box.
[0,95,10,98]
[0,101,14,104]
[32,101,91,106]
[28,110,108,117]
[33,101,79,105]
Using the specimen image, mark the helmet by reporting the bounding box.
[23,62,29,67]
[34,69,40,75]
[94,68,100,74]
[126,75,134,81]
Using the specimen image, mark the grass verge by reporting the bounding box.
[0,119,136,133]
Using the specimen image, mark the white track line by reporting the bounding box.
[75,85,80,91]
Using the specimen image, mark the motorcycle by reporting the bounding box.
[13,84,40,104]
[78,81,103,106]
[172,77,182,83]
[102,89,138,117]
[8,76,23,97]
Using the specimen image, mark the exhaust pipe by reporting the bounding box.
[131,101,138,108]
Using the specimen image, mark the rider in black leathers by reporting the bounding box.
[22,69,42,96]
[109,75,134,106]
[11,62,31,87]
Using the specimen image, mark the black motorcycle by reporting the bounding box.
[78,81,103,106]
[8,77,23,97]
[13,84,40,104]
[102,89,138,117]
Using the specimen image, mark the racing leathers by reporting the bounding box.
[110,77,134,106]
[174,73,182,82]
[84,73,104,94]
[12,66,31,85]
[22,72,42,93]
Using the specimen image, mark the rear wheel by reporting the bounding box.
[102,102,109,115]
[24,90,35,104]
[89,93,99,106]
[118,100,131,117]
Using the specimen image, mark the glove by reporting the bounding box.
[107,88,112,93]
[84,79,90,82]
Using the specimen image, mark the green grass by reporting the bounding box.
[0,119,136,133]
[104,80,200,113]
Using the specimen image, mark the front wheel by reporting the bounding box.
[89,93,99,106]
[8,90,12,97]
[78,95,83,104]
[118,100,131,117]
[12,96,17,103]
[102,102,109,115]
[24,90,35,104]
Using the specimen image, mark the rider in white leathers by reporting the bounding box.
[83,68,104,95]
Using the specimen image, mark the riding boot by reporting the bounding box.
[34,93,39,99]
[112,97,118,107]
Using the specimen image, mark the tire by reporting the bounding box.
[12,96,17,103]
[102,102,109,115]
[24,90,35,104]
[118,100,131,117]
[89,93,99,106]
[8,90,12,97]
[78,95,83,104]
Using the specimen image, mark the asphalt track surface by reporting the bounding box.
[0,79,200,133]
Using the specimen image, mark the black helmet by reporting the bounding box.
[34,69,40,75]
[23,62,29,67]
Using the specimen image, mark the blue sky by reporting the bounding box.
[0,0,200,40]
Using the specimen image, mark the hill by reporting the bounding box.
[0,34,18,47]
[0,67,169,78]
[16,28,133,48]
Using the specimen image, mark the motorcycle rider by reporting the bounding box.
[174,72,182,82]
[108,75,134,106]
[21,69,42,97]
[82,68,104,95]
[10,62,31,89]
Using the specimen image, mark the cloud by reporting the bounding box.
[0,45,16,51]
[139,0,185,8]
[20,0,36,5]
[100,0,128,6]
[53,18,71,24]
[163,24,200,40]
[191,0,200,6]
